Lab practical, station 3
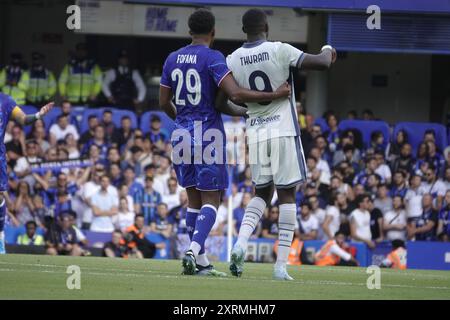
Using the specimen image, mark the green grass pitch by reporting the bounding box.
[0,254,449,299]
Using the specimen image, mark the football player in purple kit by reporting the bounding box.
[159,9,291,276]
[0,93,53,254]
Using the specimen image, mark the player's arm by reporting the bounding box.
[219,73,291,105]
[159,86,177,120]
[300,46,337,70]
[215,89,248,117]
[11,102,54,126]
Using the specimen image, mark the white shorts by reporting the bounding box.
[249,136,307,189]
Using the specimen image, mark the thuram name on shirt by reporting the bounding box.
[240,52,270,66]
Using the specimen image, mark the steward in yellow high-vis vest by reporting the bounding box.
[27,52,56,105]
[16,221,44,246]
[58,43,102,105]
[0,53,30,106]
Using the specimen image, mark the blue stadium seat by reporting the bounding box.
[338,119,390,149]
[140,111,175,136]
[393,122,448,155]
[314,117,330,133]
[21,105,38,135]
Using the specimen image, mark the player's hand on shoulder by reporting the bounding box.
[39,102,54,117]
[274,82,291,99]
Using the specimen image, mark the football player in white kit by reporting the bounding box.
[224,9,337,280]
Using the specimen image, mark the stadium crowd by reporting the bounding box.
[2,43,450,261]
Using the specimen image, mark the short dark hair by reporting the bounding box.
[424,129,436,137]
[135,214,145,221]
[25,221,37,228]
[356,194,370,206]
[188,9,215,35]
[242,9,267,34]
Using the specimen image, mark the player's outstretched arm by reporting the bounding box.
[215,89,248,117]
[11,102,54,126]
[219,73,291,105]
[301,45,337,70]
[159,86,177,120]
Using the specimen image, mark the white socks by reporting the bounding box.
[275,203,296,268]
[196,253,210,267]
[236,197,266,249]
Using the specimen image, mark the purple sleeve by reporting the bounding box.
[160,58,172,89]
[208,50,231,87]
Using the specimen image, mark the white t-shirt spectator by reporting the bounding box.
[419,180,447,198]
[404,188,423,218]
[383,209,407,241]
[89,189,119,232]
[113,211,135,231]
[375,164,392,183]
[14,156,41,174]
[325,205,341,239]
[80,181,118,225]
[350,209,372,242]
[296,214,319,235]
[373,197,393,214]
[312,208,327,240]
[162,193,180,211]
[49,123,79,141]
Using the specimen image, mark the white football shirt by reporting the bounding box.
[226,40,304,144]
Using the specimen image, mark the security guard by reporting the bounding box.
[102,49,146,110]
[16,221,45,246]
[27,52,56,105]
[0,53,30,106]
[58,43,102,105]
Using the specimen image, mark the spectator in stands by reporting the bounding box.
[54,191,72,220]
[323,112,340,153]
[322,193,341,240]
[374,184,393,214]
[444,167,450,189]
[126,145,145,177]
[374,151,392,184]
[310,146,331,184]
[354,157,377,186]
[414,142,429,176]
[329,175,354,202]
[111,116,134,149]
[137,176,162,225]
[29,120,50,155]
[383,196,407,241]
[113,196,135,232]
[333,131,361,167]
[100,109,117,143]
[147,115,169,150]
[437,190,450,241]
[261,206,279,239]
[232,192,252,236]
[32,194,51,229]
[347,110,357,120]
[362,109,375,121]
[58,42,102,105]
[386,130,408,163]
[11,181,35,226]
[0,52,29,105]
[350,194,375,248]
[60,100,79,128]
[314,135,332,165]
[107,147,121,167]
[369,131,386,154]
[162,177,181,211]
[81,125,110,161]
[103,230,137,258]
[407,193,438,241]
[89,175,119,232]
[123,166,144,207]
[65,133,80,159]
[237,166,254,194]
[297,202,319,242]
[336,192,355,236]
[102,49,146,110]
[170,190,189,234]
[14,140,42,181]
[391,143,414,177]
[426,140,445,175]
[154,154,172,193]
[79,115,98,147]
[32,171,78,207]
[45,214,82,256]
[17,220,44,246]
[423,129,436,144]
[366,174,381,198]
[390,171,408,198]
[368,197,384,243]
[49,114,79,146]
[118,184,134,213]
[125,214,165,259]
[6,125,26,166]
[419,164,446,210]
[150,202,174,239]
[404,174,424,219]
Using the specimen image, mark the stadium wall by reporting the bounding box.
[328,52,431,123]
